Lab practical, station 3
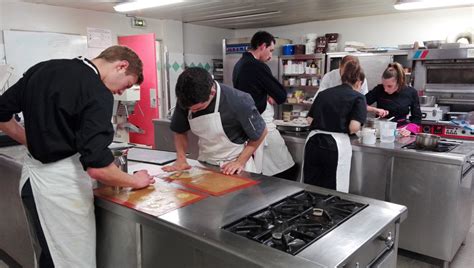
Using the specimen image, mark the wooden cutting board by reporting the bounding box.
[163,166,259,196]
[94,183,206,217]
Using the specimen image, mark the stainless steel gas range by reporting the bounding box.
[92,165,408,268]
[224,191,368,256]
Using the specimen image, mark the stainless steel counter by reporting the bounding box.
[0,146,35,268]
[0,145,407,267]
[96,161,407,268]
[281,131,474,267]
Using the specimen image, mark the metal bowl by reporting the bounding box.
[415,133,441,149]
[419,96,437,107]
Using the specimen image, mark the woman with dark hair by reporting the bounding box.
[303,61,367,192]
[366,62,422,136]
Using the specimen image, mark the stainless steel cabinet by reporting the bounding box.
[325,51,409,91]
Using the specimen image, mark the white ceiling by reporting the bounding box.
[21,0,462,29]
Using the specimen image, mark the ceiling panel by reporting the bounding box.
[20,0,457,29]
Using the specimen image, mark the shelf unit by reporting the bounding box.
[212,59,223,83]
[277,53,325,119]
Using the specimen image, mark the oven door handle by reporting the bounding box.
[378,231,394,249]
[462,156,474,178]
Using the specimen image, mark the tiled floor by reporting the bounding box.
[397,196,474,268]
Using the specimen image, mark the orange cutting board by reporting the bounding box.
[163,166,259,196]
[94,183,206,217]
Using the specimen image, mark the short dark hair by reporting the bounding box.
[95,45,144,84]
[175,67,213,108]
[250,31,276,50]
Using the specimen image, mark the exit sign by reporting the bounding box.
[131,18,146,28]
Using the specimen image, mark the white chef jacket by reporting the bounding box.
[313,68,368,99]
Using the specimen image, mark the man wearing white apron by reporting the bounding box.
[232,31,296,180]
[0,46,154,267]
[303,61,367,193]
[164,67,267,175]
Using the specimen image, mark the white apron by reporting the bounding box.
[19,154,96,268]
[254,102,295,176]
[18,56,98,267]
[189,83,256,172]
[302,129,352,193]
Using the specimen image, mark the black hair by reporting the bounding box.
[175,67,213,108]
[250,31,276,50]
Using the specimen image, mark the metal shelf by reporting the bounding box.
[280,53,325,60]
[284,86,319,91]
[282,74,322,78]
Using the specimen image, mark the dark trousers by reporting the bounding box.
[272,164,298,181]
[21,179,55,268]
[303,134,338,190]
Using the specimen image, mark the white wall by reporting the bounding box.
[183,23,233,82]
[0,1,233,109]
[234,6,474,48]
[184,23,232,56]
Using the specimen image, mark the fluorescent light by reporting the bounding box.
[114,0,184,12]
[394,0,474,10]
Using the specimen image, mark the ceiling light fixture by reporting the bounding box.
[114,0,184,12]
[394,0,474,10]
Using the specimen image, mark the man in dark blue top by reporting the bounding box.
[233,31,296,180]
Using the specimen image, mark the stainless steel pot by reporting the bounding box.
[415,133,441,149]
[419,96,437,107]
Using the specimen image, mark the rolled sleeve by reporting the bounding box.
[236,94,266,141]
[170,105,191,133]
[77,93,114,170]
[0,77,24,122]
[351,95,368,124]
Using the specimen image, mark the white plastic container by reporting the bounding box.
[379,121,397,143]
[361,128,376,145]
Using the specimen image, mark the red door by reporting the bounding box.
[118,33,158,146]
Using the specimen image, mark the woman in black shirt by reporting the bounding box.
[366,62,422,135]
[304,61,367,192]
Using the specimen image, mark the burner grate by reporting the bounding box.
[402,141,459,152]
[223,191,368,255]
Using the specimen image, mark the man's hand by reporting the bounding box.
[221,160,245,175]
[375,108,389,118]
[131,170,155,189]
[162,159,191,172]
[267,97,276,105]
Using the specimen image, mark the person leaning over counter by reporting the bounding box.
[164,67,267,175]
[365,62,422,136]
[304,60,367,193]
[0,45,155,267]
[313,55,369,100]
[232,31,296,180]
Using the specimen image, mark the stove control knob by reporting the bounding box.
[378,231,394,249]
